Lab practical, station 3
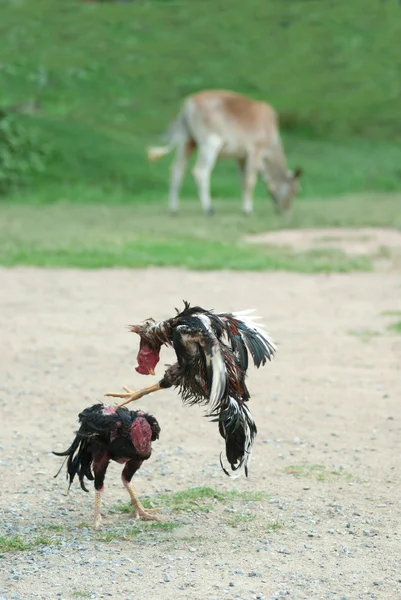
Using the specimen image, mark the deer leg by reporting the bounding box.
[241,156,257,215]
[105,383,162,408]
[169,139,194,214]
[192,138,221,215]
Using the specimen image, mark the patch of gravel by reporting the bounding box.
[0,267,400,600]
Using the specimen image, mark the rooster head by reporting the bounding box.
[129,322,161,376]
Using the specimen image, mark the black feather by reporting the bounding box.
[53,403,161,492]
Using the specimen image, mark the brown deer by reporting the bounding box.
[147,90,302,215]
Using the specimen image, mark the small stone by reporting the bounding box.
[303,486,310,491]
[248,571,262,577]
[363,529,376,537]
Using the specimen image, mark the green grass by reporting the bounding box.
[1,1,400,271]
[348,328,381,342]
[285,463,353,482]
[42,523,64,533]
[388,320,401,334]
[1,0,401,203]
[114,486,267,515]
[2,197,398,271]
[225,514,256,527]
[266,520,283,533]
[95,521,179,543]
[0,535,57,553]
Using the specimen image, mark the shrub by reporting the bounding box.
[0,111,49,194]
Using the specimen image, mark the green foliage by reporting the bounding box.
[0,112,49,194]
[0,0,400,202]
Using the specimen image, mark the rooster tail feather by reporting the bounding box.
[53,432,93,492]
[215,397,257,478]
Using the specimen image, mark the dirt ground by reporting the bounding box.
[244,227,401,255]
[245,228,401,272]
[0,262,400,600]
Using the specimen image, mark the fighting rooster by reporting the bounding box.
[53,404,161,528]
[106,302,276,476]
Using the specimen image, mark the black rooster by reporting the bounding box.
[106,302,276,477]
[53,403,161,528]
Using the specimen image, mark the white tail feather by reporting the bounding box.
[232,310,277,354]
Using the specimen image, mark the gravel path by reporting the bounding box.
[0,267,400,600]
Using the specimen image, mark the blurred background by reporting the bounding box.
[0,0,400,272]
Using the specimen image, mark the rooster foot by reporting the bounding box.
[105,383,162,409]
[94,514,103,529]
[105,386,141,407]
[106,386,136,399]
[133,505,162,522]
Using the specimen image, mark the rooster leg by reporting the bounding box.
[105,383,162,408]
[93,454,110,529]
[94,489,103,529]
[122,460,162,521]
[124,481,162,521]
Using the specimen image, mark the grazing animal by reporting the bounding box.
[107,301,276,477]
[53,404,161,528]
[147,89,302,215]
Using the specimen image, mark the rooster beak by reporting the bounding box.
[148,368,155,376]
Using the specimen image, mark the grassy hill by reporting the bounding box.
[0,0,400,270]
[1,0,401,202]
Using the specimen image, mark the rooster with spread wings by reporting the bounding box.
[107,302,276,476]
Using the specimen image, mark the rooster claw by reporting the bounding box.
[133,506,163,521]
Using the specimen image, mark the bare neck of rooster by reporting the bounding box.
[147,321,172,345]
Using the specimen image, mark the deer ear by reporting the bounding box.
[293,167,303,179]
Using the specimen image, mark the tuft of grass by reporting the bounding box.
[285,463,353,482]
[96,521,179,543]
[43,524,64,532]
[266,520,283,532]
[114,487,268,515]
[381,310,401,317]
[0,536,27,552]
[348,329,381,342]
[0,535,57,553]
[225,514,256,527]
[388,320,401,334]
